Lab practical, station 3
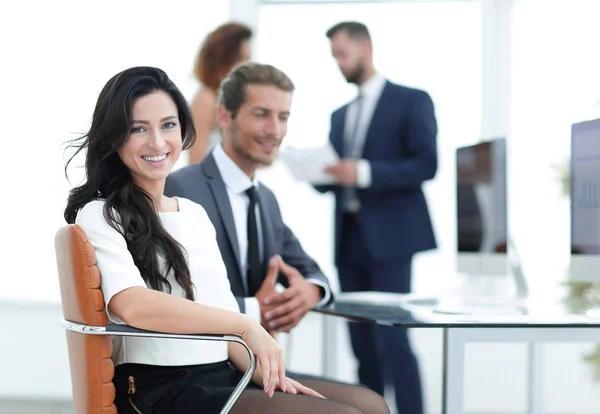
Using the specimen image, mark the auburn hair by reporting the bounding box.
[194,22,253,91]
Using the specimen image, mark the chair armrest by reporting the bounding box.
[105,323,240,343]
[62,320,255,414]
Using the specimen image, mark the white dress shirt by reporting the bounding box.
[343,72,387,211]
[213,144,330,324]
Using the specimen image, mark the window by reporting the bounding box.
[254,1,482,290]
[509,0,600,285]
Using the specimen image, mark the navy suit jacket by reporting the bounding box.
[165,154,332,313]
[317,81,438,264]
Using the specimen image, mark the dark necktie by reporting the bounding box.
[245,186,262,296]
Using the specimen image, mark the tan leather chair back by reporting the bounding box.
[55,224,116,414]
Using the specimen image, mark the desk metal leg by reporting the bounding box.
[442,328,466,414]
[527,342,544,414]
[323,314,338,379]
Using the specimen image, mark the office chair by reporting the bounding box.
[54,224,255,414]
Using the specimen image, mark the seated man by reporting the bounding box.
[165,62,333,334]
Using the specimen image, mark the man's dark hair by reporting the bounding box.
[326,21,371,41]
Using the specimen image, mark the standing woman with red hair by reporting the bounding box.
[189,22,253,164]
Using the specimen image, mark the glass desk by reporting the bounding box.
[313,289,600,414]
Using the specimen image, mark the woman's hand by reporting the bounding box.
[281,377,326,399]
[240,318,287,397]
[251,360,325,399]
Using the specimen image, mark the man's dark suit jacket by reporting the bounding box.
[316,80,438,264]
[165,153,332,313]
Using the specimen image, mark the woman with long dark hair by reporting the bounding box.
[63,66,388,413]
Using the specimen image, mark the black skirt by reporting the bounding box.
[113,360,255,413]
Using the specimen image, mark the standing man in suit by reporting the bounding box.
[165,62,333,334]
[318,22,438,414]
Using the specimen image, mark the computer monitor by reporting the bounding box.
[456,137,508,277]
[570,118,600,282]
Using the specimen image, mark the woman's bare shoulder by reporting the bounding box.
[191,88,217,109]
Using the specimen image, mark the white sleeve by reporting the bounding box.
[244,297,262,324]
[75,201,147,322]
[307,278,332,308]
[356,159,372,188]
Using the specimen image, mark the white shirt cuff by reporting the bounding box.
[244,297,262,324]
[356,159,371,188]
[307,278,332,308]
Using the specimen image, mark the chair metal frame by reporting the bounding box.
[62,320,256,414]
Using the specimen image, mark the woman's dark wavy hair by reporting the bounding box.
[64,66,197,300]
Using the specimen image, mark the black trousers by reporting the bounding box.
[113,361,246,414]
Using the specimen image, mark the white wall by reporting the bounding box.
[0,0,230,303]
[509,0,600,285]
[0,302,70,400]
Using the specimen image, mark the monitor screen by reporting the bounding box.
[456,138,507,254]
[571,118,600,255]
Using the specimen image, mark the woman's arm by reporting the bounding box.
[111,286,285,396]
[228,341,279,391]
[110,286,249,335]
[188,89,217,164]
[229,341,256,377]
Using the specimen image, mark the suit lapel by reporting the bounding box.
[202,155,243,275]
[332,105,348,157]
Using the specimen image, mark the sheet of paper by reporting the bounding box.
[279,143,339,184]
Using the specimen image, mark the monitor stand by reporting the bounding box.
[437,238,528,315]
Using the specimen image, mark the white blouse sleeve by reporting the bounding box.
[75,200,147,322]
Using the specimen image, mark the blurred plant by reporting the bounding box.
[584,347,600,382]
[555,158,600,381]
[562,281,600,381]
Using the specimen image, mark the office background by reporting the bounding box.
[1,0,600,412]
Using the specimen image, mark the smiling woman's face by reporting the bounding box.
[118,90,182,188]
